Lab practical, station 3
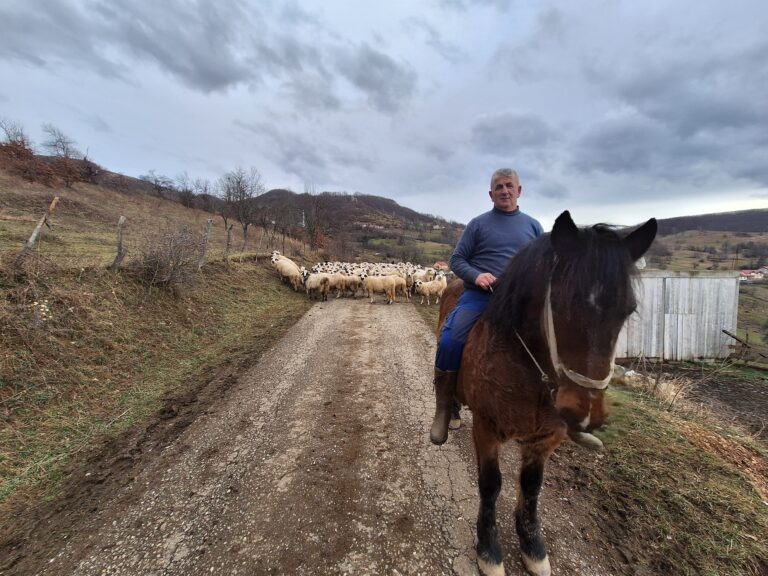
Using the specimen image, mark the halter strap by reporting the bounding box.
[544,283,614,390]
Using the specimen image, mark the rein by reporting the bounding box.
[514,283,614,391]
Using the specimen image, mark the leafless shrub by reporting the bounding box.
[0,140,56,186]
[615,356,735,412]
[128,228,202,293]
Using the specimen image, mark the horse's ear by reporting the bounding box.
[551,210,582,256]
[624,218,658,261]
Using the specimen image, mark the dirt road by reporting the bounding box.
[3,299,621,576]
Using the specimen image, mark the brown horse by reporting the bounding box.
[438,210,657,576]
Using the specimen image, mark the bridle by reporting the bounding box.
[514,282,614,391]
[544,283,614,389]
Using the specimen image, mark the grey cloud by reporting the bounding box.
[92,0,254,93]
[606,53,768,138]
[282,73,341,112]
[0,0,126,78]
[250,33,326,78]
[277,1,323,28]
[438,0,515,12]
[569,113,768,190]
[580,40,768,186]
[533,181,568,200]
[234,119,373,181]
[83,114,113,134]
[491,7,566,81]
[403,18,465,64]
[471,112,555,155]
[334,45,417,113]
[0,0,334,95]
[422,143,455,162]
[572,115,678,175]
[62,102,114,134]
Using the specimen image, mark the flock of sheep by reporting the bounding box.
[270,251,449,305]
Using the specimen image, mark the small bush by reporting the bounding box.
[0,141,56,186]
[129,228,202,292]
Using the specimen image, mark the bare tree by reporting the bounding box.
[218,166,265,250]
[303,183,333,250]
[140,169,174,197]
[41,124,84,187]
[41,123,81,159]
[273,203,299,254]
[176,171,195,208]
[193,177,212,196]
[191,177,218,212]
[0,117,32,147]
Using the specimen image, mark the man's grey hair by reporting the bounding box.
[490,168,519,190]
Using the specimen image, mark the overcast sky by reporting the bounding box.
[1,0,766,229]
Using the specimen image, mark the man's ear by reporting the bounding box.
[488,190,493,200]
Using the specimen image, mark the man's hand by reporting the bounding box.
[475,272,497,291]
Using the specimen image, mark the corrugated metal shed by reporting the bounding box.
[616,270,740,361]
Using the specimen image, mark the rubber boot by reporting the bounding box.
[448,400,462,430]
[430,369,458,445]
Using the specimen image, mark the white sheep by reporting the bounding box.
[361,274,396,304]
[390,274,409,302]
[305,273,330,301]
[414,275,447,305]
[341,273,363,298]
[272,258,303,291]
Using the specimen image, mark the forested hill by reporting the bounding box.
[255,188,458,231]
[656,209,768,236]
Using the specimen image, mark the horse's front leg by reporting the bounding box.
[473,415,504,576]
[515,434,563,576]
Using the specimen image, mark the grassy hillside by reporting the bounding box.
[0,169,316,510]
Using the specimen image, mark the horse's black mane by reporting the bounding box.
[484,224,638,338]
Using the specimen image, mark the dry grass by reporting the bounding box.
[0,254,312,505]
[597,387,768,576]
[0,171,315,507]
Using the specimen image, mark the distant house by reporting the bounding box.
[739,270,765,282]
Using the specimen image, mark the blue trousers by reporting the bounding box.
[435,289,492,372]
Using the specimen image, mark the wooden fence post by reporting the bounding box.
[109,215,128,271]
[198,218,213,270]
[223,223,234,268]
[16,196,59,265]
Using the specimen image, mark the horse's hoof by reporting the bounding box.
[448,417,461,430]
[570,431,605,451]
[477,556,505,576]
[521,552,551,576]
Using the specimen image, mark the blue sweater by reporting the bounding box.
[450,207,543,290]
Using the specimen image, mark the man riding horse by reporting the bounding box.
[430,168,543,444]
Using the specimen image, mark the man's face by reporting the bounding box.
[489,176,521,212]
